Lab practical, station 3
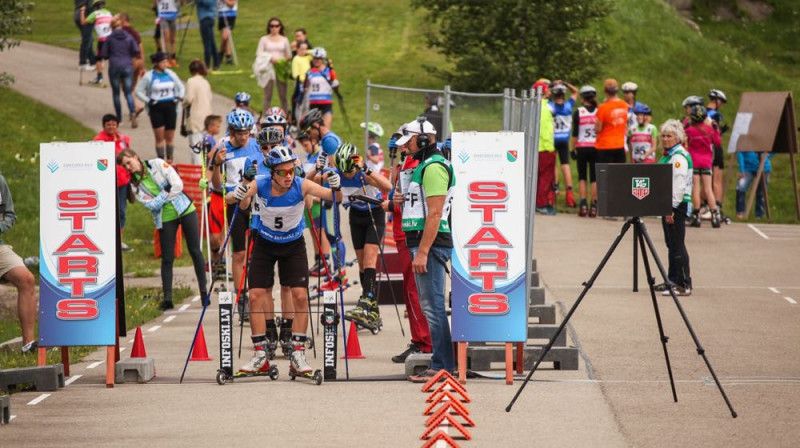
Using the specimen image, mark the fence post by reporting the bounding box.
[364,80,372,152]
[503,88,511,131]
[528,88,543,262]
[443,85,451,141]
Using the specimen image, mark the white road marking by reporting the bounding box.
[163,315,176,323]
[784,296,797,305]
[769,287,780,294]
[179,304,191,312]
[191,295,201,302]
[27,394,51,405]
[64,375,82,386]
[86,361,103,369]
[147,325,161,333]
[748,224,769,240]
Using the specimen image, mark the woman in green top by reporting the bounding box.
[118,149,208,310]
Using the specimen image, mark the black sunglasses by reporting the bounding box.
[269,23,281,28]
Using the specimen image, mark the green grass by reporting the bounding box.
[0,286,192,371]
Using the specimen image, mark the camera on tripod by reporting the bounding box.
[596,163,673,217]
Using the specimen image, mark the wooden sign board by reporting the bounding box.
[728,91,798,154]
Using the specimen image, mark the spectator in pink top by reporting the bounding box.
[256,17,292,114]
[93,114,134,250]
[685,105,722,228]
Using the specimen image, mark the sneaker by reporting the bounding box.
[589,202,598,218]
[225,55,233,65]
[88,77,103,85]
[159,300,174,311]
[409,368,439,383]
[565,189,577,208]
[130,113,138,129]
[547,206,557,216]
[239,349,270,373]
[653,283,671,292]
[535,207,550,215]
[579,202,588,217]
[121,242,133,252]
[662,286,691,297]
[79,64,95,72]
[392,343,421,363]
[290,349,313,374]
[21,340,38,354]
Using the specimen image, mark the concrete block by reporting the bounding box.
[1,394,9,425]
[404,353,432,378]
[0,364,64,393]
[115,358,155,384]
[529,272,540,287]
[527,325,568,346]
[529,304,556,324]
[467,345,579,371]
[530,258,537,272]
[529,286,546,305]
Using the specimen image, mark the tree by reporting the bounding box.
[0,0,34,86]
[411,0,612,91]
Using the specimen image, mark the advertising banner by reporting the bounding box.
[39,142,117,346]
[451,132,527,342]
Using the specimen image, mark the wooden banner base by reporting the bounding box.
[457,342,524,385]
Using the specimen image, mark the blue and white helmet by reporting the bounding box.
[311,47,327,59]
[227,109,254,131]
[633,103,651,115]
[266,145,297,168]
[234,92,251,105]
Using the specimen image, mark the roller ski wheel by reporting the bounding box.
[233,364,279,380]
[344,313,383,334]
[289,368,323,385]
[216,369,230,385]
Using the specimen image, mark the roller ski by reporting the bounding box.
[288,347,322,385]
[279,327,294,357]
[233,346,279,380]
[344,295,383,335]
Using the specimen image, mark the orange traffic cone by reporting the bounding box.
[341,321,365,359]
[190,325,213,361]
[130,327,147,358]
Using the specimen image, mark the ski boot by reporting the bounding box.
[234,346,279,380]
[688,212,702,227]
[265,329,279,360]
[578,200,588,217]
[711,209,721,228]
[565,188,577,208]
[289,348,322,385]
[279,327,294,357]
[237,290,249,323]
[344,296,383,335]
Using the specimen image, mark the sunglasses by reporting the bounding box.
[269,24,281,28]
[273,168,294,177]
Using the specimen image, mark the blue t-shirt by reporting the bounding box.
[738,152,772,173]
[708,109,723,125]
[331,168,382,212]
[221,138,260,192]
[251,174,306,243]
[548,98,576,143]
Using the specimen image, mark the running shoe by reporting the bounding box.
[392,343,421,363]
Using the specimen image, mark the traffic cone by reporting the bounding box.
[341,321,365,359]
[190,325,213,361]
[130,326,147,358]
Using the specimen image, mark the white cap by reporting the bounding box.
[395,118,437,145]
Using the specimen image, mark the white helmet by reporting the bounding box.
[579,85,597,97]
[709,89,727,103]
[621,82,638,93]
[311,47,327,59]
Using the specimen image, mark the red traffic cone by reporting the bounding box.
[190,325,213,361]
[341,321,365,359]
[130,327,147,358]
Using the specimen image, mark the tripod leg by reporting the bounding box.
[637,220,738,418]
[507,219,634,412]
[636,221,678,402]
[633,225,639,292]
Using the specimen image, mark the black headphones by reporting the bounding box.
[415,116,430,149]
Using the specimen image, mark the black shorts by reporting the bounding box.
[226,203,252,252]
[148,101,177,130]
[96,40,105,59]
[595,148,626,164]
[576,147,597,182]
[713,145,724,169]
[693,168,713,176]
[310,103,333,116]
[349,207,385,250]
[248,235,308,289]
[218,16,236,30]
[555,140,571,165]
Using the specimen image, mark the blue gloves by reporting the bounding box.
[388,136,398,151]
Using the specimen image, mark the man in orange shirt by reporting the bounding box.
[594,78,628,164]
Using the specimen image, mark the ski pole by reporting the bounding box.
[180,203,240,383]
[329,177,349,380]
[176,0,195,62]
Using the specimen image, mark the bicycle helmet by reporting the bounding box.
[682,95,704,108]
[334,142,359,173]
[689,105,708,124]
[311,47,327,59]
[633,103,651,115]
[267,106,286,118]
[256,127,284,147]
[359,122,385,138]
[234,92,251,106]
[266,146,297,168]
[551,84,567,96]
[532,78,551,93]
[299,109,324,131]
[579,85,597,98]
[227,109,254,131]
[621,81,638,93]
[263,113,288,129]
[708,89,727,103]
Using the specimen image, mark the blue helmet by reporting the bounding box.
[266,145,297,168]
[633,103,651,115]
[234,92,251,105]
[227,109,254,131]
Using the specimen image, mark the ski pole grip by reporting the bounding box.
[351,194,383,206]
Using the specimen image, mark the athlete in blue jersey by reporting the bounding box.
[321,143,392,329]
[228,145,341,376]
[210,110,260,303]
[548,81,579,208]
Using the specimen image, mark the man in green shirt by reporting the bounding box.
[395,116,456,381]
[0,174,38,353]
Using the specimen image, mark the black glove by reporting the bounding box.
[163,183,172,193]
[149,99,158,108]
[570,149,577,161]
[243,163,258,181]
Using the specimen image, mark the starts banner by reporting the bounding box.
[451,132,527,342]
[39,142,117,346]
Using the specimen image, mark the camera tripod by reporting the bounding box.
[506,216,737,418]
